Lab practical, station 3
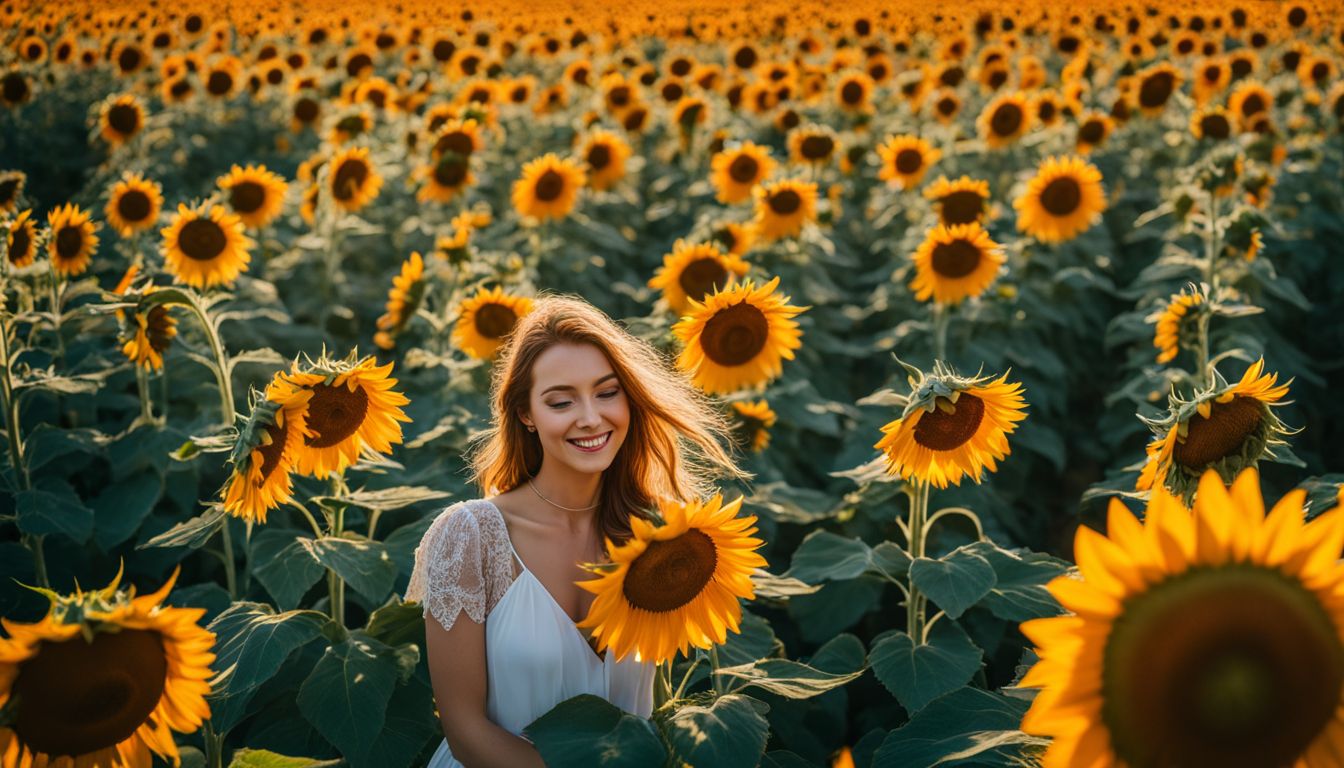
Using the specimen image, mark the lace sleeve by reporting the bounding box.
[404,501,518,632]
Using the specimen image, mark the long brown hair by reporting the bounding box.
[466,294,749,543]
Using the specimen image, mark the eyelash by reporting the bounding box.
[548,389,620,409]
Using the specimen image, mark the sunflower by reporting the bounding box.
[435,208,492,264]
[1074,111,1114,154]
[327,146,383,213]
[752,179,817,242]
[930,88,962,125]
[0,565,214,768]
[1021,468,1344,768]
[648,240,751,315]
[45,203,99,278]
[835,71,873,113]
[673,276,806,395]
[0,170,24,215]
[787,125,838,166]
[876,135,941,190]
[453,286,535,360]
[281,353,412,479]
[978,92,1032,148]
[221,374,313,523]
[1189,105,1233,142]
[98,93,145,147]
[924,176,991,226]
[104,172,162,238]
[5,210,38,269]
[416,153,475,205]
[160,203,253,289]
[1,71,32,108]
[710,142,775,205]
[1229,81,1273,130]
[731,400,777,452]
[909,223,1004,305]
[203,57,242,99]
[1151,289,1205,364]
[216,164,288,229]
[1014,155,1107,243]
[874,363,1027,488]
[511,153,586,222]
[374,251,427,350]
[576,493,767,664]
[579,129,632,191]
[709,221,755,257]
[121,300,178,372]
[1133,62,1182,117]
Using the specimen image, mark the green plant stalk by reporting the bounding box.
[1197,189,1222,388]
[182,294,235,427]
[905,479,931,644]
[709,644,724,696]
[327,474,347,627]
[654,661,673,708]
[203,721,225,768]
[46,268,66,368]
[135,363,155,423]
[219,518,237,599]
[932,303,950,362]
[0,314,46,589]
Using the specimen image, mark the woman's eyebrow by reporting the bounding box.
[540,372,618,395]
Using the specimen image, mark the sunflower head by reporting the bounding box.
[978,92,1032,148]
[1134,62,1182,116]
[710,142,775,204]
[1074,111,1114,154]
[221,375,314,523]
[909,222,1005,305]
[453,286,536,360]
[160,203,254,289]
[876,134,941,190]
[45,203,99,278]
[924,176,991,226]
[511,153,586,223]
[672,276,807,395]
[217,164,289,229]
[0,170,25,215]
[105,172,164,237]
[1014,155,1107,243]
[648,240,751,315]
[1149,286,1207,364]
[580,129,633,191]
[374,251,428,350]
[752,179,818,242]
[98,93,145,147]
[787,124,838,166]
[327,146,383,213]
[731,399,777,452]
[5,209,39,269]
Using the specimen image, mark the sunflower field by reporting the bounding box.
[3,0,1344,765]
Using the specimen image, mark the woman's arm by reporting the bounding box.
[425,610,547,768]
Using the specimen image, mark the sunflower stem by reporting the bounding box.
[203,722,226,768]
[45,267,66,369]
[328,491,346,627]
[219,517,238,599]
[932,303,950,362]
[183,292,235,428]
[135,363,156,424]
[1197,188,1221,388]
[654,661,674,707]
[709,644,725,696]
[1,311,45,588]
[672,656,703,701]
[904,479,931,644]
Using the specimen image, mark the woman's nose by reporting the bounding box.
[576,397,602,427]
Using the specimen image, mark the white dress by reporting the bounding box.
[404,499,655,768]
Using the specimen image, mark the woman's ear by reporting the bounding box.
[517,408,534,430]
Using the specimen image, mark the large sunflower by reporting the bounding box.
[327,146,383,213]
[1136,358,1293,503]
[0,171,24,215]
[672,276,807,395]
[977,92,1032,148]
[731,399,777,452]
[281,353,412,479]
[1014,155,1107,243]
[752,179,817,242]
[1151,288,1205,364]
[45,203,99,278]
[876,135,941,191]
[221,373,313,524]
[217,164,288,229]
[710,142,775,204]
[580,129,633,191]
[909,223,1004,305]
[511,153,586,222]
[1021,468,1344,767]
[0,565,214,768]
[5,210,38,269]
[874,363,1027,488]
[160,203,253,289]
[374,251,427,350]
[648,240,750,315]
[576,494,767,664]
[98,93,145,147]
[924,176,991,226]
[105,172,163,237]
[452,286,535,360]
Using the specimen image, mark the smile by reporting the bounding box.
[567,431,612,452]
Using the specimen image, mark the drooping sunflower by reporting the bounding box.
[453,286,535,360]
[281,353,412,479]
[216,164,288,229]
[1134,62,1182,116]
[1021,468,1344,768]
[731,399,777,452]
[924,176,991,226]
[5,210,38,269]
[98,93,145,147]
[752,179,818,242]
[327,146,383,214]
[874,363,1027,488]
[576,493,767,664]
[710,142,775,205]
[787,124,838,167]
[909,223,1005,305]
[978,92,1032,148]
[876,135,941,190]
[579,129,633,191]
[1150,288,1205,364]
[1014,155,1107,243]
[0,170,24,215]
[160,204,253,289]
[511,153,586,222]
[0,565,215,768]
[220,374,313,524]
[1137,358,1294,503]
[105,172,163,237]
[648,240,751,315]
[43,203,99,278]
[374,251,428,350]
[673,276,806,395]
[121,300,178,372]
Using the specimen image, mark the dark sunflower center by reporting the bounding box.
[712,227,737,252]
[117,190,151,222]
[1173,395,1262,469]
[533,169,566,203]
[1079,119,1106,144]
[2,73,29,104]
[940,190,984,225]
[587,144,612,170]
[894,148,924,175]
[1102,566,1343,768]
[434,131,475,158]
[700,302,769,366]
[0,177,19,205]
[178,219,227,261]
[9,224,31,262]
[622,109,648,131]
[147,306,174,352]
[677,258,730,304]
[304,381,370,448]
[336,115,367,136]
[229,181,266,214]
[1200,114,1231,139]
[434,157,468,187]
[621,528,718,612]
[768,189,801,215]
[800,135,834,159]
[332,159,369,201]
[1040,177,1082,216]
[294,97,319,124]
[1139,71,1176,108]
[931,238,982,278]
[728,154,759,184]
[991,103,1023,136]
[107,104,140,136]
[55,226,83,260]
[841,81,864,104]
[913,393,985,450]
[1240,93,1266,117]
[937,97,958,116]
[206,70,233,95]
[256,417,290,481]
[474,302,519,339]
[12,628,168,756]
[609,85,631,108]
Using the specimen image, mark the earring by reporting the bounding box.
[526,425,536,432]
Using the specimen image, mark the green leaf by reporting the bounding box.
[908,547,997,620]
[91,473,162,550]
[365,599,428,648]
[872,687,1038,767]
[524,694,667,768]
[809,633,867,675]
[788,579,884,644]
[717,611,781,668]
[301,535,397,603]
[715,658,865,699]
[228,749,340,768]
[662,694,770,768]
[207,602,329,733]
[964,541,1069,622]
[23,425,109,473]
[16,485,93,543]
[787,531,872,582]
[351,679,440,768]
[751,569,822,599]
[870,542,913,579]
[296,635,400,764]
[311,486,452,512]
[251,530,325,610]
[869,621,983,714]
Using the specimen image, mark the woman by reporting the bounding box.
[404,296,747,768]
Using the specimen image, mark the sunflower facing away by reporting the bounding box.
[909,223,1005,305]
[1021,468,1344,768]
[5,210,38,269]
[327,146,383,213]
[576,494,767,664]
[874,362,1027,488]
[876,134,941,191]
[120,299,177,372]
[924,176,991,227]
[648,239,751,315]
[511,153,586,222]
[105,172,163,237]
[45,203,99,277]
[453,286,535,360]
[217,164,288,229]
[752,179,818,242]
[0,564,214,768]
[160,203,253,289]
[1151,288,1206,364]
[710,142,775,204]
[0,171,24,215]
[673,276,807,395]
[374,251,428,350]
[221,373,314,524]
[732,399,778,452]
[1014,155,1107,243]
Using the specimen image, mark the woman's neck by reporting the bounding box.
[528,463,602,529]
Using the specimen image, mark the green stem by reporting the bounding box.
[203,722,225,768]
[671,656,703,701]
[654,661,674,708]
[1198,189,1221,388]
[136,364,155,424]
[46,270,66,368]
[327,486,346,627]
[709,644,724,696]
[0,315,28,491]
[183,294,235,427]
[932,303,950,362]
[904,480,931,644]
[219,518,237,599]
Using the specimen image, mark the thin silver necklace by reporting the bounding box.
[527,477,599,512]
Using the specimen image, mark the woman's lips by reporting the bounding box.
[567,431,612,452]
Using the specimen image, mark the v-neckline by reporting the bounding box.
[482,500,609,665]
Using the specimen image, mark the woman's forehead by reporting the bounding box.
[531,342,616,389]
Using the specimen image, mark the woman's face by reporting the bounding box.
[521,342,630,476]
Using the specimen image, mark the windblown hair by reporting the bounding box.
[467,294,749,543]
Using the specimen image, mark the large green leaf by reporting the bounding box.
[301,534,397,603]
[91,472,162,550]
[964,542,1068,622]
[908,547,997,620]
[869,621,983,715]
[788,578,884,643]
[311,486,452,512]
[228,750,339,768]
[207,602,329,733]
[662,694,770,768]
[786,531,872,582]
[872,686,1040,767]
[252,530,325,610]
[296,635,401,764]
[348,678,440,768]
[23,424,108,474]
[525,694,667,768]
[717,611,781,668]
[365,599,428,649]
[16,485,93,543]
[140,505,226,550]
[715,658,865,699]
